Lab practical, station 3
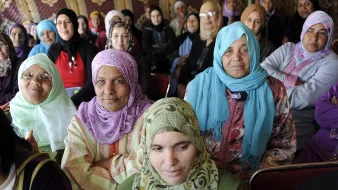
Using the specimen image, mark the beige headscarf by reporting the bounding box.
[132,98,219,190]
[240,4,267,29]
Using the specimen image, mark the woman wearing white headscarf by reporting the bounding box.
[169,1,187,36]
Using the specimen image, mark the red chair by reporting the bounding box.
[150,73,170,100]
[249,161,338,190]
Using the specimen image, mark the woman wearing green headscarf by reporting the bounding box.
[9,53,76,164]
[119,97,245,190]
[185,22,296,180]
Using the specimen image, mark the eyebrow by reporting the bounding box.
[96,75,124,80]
[23,70,49,74]
[151,141,191,148]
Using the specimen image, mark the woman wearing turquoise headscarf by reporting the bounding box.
[185,22,296,180]
[9,53,76,164]
[29,19,60,57]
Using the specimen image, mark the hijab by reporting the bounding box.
[240,4,267,29]
[105,10,125,38]
[10,53,76,152]
[89,11,105,34]
[0,33,16,77]
[7,24,29,59]
[76,49,152,144]
[132,98,219,190]
[222,0,241,17]
[28,19,60,57]
[105,20,134,52]
[186,22,275,169]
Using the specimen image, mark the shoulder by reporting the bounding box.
[218,170,246,190]
[118,173,136,190]
[266,76,287,98]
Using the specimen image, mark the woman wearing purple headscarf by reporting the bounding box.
[222,0,241,26]
[61,49,152,189]
[261,11,338,151]
[294,82,338,163]
[8,23,30,59]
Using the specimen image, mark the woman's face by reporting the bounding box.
[10,27,25,48]
[222,35,250,78]
[297,0,314,19]
[40,29,56,46]
[124,16,133,27]
[227,0,237,11]
[200,3,219,33]
[186,15,199,34]
[95,66,130,112]
[151,10,162,26]
[149,131,197,185]
[302,23,328,53]
[0,40,9,61]
[244,11,263,35]
[20,64,53,104]
[78,18,87,35]
[175,4,186,16]
[91,14,101,29]
[56,14,74,41]
[111,26,130,51]
[30,25,37,37]
[262,0,274,13]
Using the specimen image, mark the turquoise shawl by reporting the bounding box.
[185,22,275,169]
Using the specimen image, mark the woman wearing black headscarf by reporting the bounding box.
[48,8,96,106]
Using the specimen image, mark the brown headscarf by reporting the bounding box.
[240,4,267,28]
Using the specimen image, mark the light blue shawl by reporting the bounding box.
[185,22,275,169]
[28,19,60,57]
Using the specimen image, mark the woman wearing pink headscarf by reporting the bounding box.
[261,11,338,151]
[222,0,241,26]
[61,49,152,189]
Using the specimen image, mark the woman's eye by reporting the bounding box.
[114,79,126,84]
[97,80,104,85]
[151,147,162,152]
[176,145,188,151]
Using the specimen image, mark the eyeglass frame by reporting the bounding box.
[21,71,52,82]
[199,11,217,18]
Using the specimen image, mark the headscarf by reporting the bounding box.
[76,49,152,144]
[0,33,16,77]
[185,12,200,37]
[295,11,334,65]
[132,98,219,190]
[186,22,275,169]
[240,4,267,29]
[10,54,76,152]
[174,1,186,15]
[222,0,241,17]
[7,23,29,59]
[88,11,105,34]
[56,8,82,64]
[200,1,223,40]
[28,19,60,57]
[105,10,125,38]
[105,20,134,51]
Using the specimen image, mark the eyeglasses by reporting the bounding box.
[199,11,216,18]
[22,72,52,81]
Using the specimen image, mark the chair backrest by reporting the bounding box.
[150,73,170,100]
[249,161,338,190]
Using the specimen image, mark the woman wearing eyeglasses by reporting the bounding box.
[0,33,24,106]
[8,53,76,164]
[176,0,223,98]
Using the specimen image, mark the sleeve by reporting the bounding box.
[47,44,61,63]
[261,79,296,168]
[0,59,22,105]
[315,82,338,129]
[108,115,145,184]
[28,46,38,57]
[71,43,96,106]
[117,174,136,190]
[287,59,338,110]
[61,116,118,190]
[261,43,294,82]
[177,58,192,86]
[33,161,72,190]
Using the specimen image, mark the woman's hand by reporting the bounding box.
[177,84,186,99]
[93,158,112,170]
[26,130,39,153]
[331,96,338,105]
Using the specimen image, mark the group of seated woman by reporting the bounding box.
[2,0,338,189]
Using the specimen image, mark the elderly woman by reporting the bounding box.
[29,19,60,57]
[222,0,241,26]
[106,20,151,96]
[241,4,275,62]
[261,11,338,150]
[142,5,176,74]
[169,1,187,36]
[294,81,338,163]
[61,49,152,189]
[8,23,30,59]
[0,33,24,105]
[284,0,319,43]
[119,98,245,190]
[0,109,71,189]
[48,8,96,106]
[185,22,296,180]
[177,0,222,98]
[9,54,76,164]
[96,10,125,52]
[77,15,97,44]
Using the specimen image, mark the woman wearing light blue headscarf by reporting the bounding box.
[185,22,296,180]
[28,19,60,57]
